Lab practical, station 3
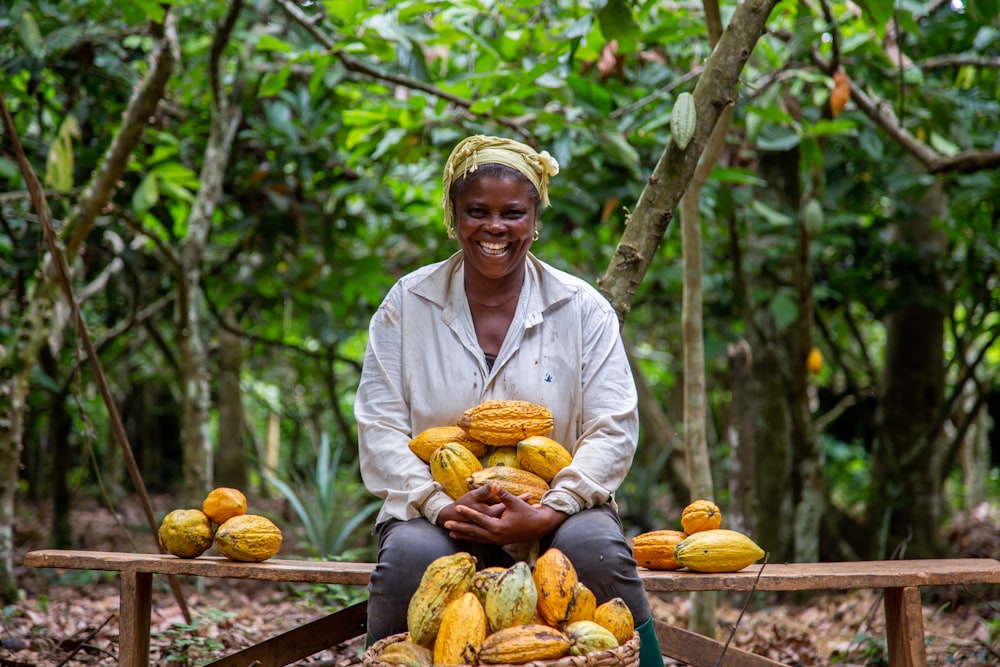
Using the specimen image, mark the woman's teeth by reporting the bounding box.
[480,241,508,255]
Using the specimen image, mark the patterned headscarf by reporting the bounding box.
[441,135,560,234]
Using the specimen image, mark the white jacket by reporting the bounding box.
[355,251,639,525]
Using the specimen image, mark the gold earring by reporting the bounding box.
[447,223,455,239]
[532,228,540,241]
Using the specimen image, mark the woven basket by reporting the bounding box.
[363,630,641,667]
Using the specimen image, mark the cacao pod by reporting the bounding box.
[807,347,823,375]
[485,446,520,468]
[202,487,247,525]
[565,620,619,655]
[409,425,488,462]
[431,441,484,500]
[457,400,554,446]
[434,592,487,665]
[485,561,538,632]
[471,566,506,606]
[564,581,596,624]
[670,92,697,150]
[673,528,765,573]
[406,552,477,647]
[477,624,571,664]
[632,529,688,571]
[594,597,634,646]
[158,509,215,559]
[378,640,434,667]
[516,435,572,483]
[680,499,722,534]
[214,514,282,562]
[533,547,579,627]
[467,466,549,505]
[803,198,824,237]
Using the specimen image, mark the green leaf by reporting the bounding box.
[16,9,43,58]
[597,0,640,53]
[259,65,291,98]
[750,200,795,227]
[132,173,159,213]
[769,291,799,332]
[256,34,293,53]
[44,115,79,193]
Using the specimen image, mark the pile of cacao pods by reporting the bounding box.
[157,486,283,563]
[410,400,572,504]
[632,499,764,573]
[377,547,635,666]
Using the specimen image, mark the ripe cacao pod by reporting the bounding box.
[158,508,215,558]
[485,446,520,468]
[807,347,823,375]
[214,514,282,562]
[406,551,477,647]
[471,566,506,606]
[533,547,579,627]
[680,499,722,534]
[565,620,619,655]
[434,592,487,665]
[431,442,484,500]
[485,561,538,632]
[673,528,765,573]
[477,624,571,664]
[594,597,634,646]
[632,529,688,571]
[516,435,572,483]
[409,425,488,462]
[378,640,434,667]
[202,487,247,525]
[670,92,697,150]
[565,581,596,624]
[467,466,549,505]
[457,400,554,446]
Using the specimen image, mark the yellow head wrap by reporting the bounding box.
[441,135,560,235]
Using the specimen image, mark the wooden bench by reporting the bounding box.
[22,550,1000,667]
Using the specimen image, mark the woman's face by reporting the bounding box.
[453,173,537,283]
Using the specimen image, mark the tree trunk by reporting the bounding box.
[726,340,755,536]
[866,180,949,558]
[215,328,247,490]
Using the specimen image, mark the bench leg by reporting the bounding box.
[883,586,927,667]
[119,571,152,667]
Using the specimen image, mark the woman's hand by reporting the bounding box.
[439,482,567,544]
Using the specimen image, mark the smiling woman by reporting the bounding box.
[353,134,662,667]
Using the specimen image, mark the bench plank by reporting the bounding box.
[24,550,1000,592]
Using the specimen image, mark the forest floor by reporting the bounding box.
[4,494,999,667]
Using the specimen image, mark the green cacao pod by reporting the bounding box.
[485,561,539,632]
[671,92,697,150]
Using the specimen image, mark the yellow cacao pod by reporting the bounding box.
[533,547,579,628]
[565,620,619,655]
[485,446,520,468]
[564,581,596,624]
[378,640,434,667]
[593,597,634,646]
[214,514,282,562]
[807,347,824,375]
[471,566,506,606]
[516,435,572,483]
[409,425,489,462]
[431,442,484,500]
[467,466,549,505]
[201,487,247,525]
[485,561,538,632]
[673,529,765,573]
[680,499,723,534]
[457,400,554,446]
[158,509,215,558]
[406,552,477,647]
[632,529,688,571]
[434,592,487,665]
[477,624,572,664]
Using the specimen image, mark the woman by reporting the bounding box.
[355,135,662,666]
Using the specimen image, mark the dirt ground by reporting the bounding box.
[4,495,999,667]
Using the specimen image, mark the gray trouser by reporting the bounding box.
[366,504,652,640]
